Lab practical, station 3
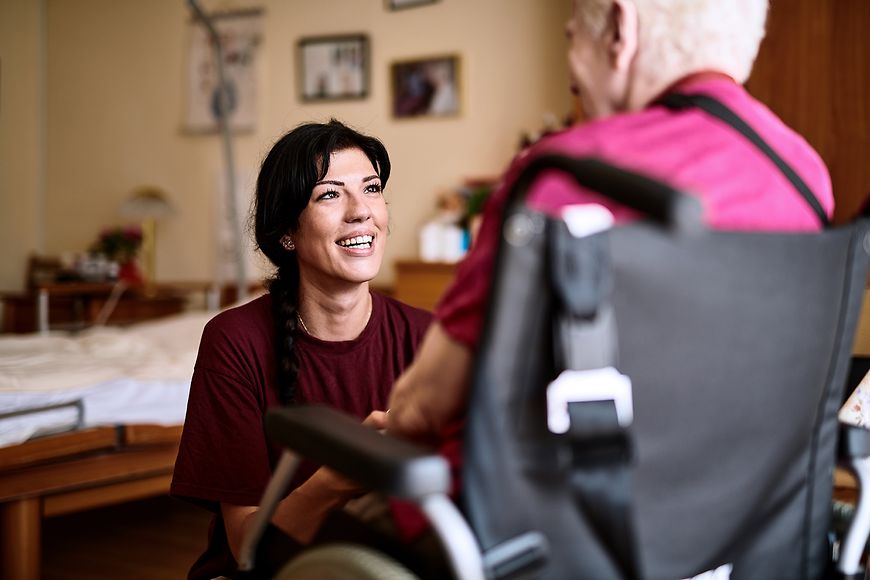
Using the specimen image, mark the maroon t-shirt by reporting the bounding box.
[171,291,432,579]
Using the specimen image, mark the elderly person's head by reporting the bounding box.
[566,0,769,118]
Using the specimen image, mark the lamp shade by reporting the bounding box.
[120,187,174,219]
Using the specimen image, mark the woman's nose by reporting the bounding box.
[345,193,373,222]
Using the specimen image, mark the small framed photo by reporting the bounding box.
[390,55,461,119]
[298,35,369,102]
[386,0,440,10]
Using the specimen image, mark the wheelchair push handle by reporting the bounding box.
[505,154,703,231]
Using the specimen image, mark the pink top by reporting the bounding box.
[436,77,833,349]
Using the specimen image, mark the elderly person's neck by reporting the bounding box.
[296,280,372,342]
[623,66,737,113]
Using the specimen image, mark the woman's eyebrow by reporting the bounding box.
[314,175,380,186]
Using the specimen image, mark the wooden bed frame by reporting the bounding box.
[0,424,182,580]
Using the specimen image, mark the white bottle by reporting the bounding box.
[442,223,465,263]
[420,221,444,262]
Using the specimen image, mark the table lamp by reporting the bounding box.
[120,186,174,291]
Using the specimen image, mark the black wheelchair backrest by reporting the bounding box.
[463,155,870,579]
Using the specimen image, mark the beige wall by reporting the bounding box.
[8,0,572,290]
[0,0,44,292]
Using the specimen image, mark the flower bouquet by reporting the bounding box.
[89,226,144,284]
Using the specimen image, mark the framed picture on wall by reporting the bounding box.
[386,0,440,10]
[390,55,461,119]
[298,35,370,102]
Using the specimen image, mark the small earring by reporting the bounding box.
[281,236,295,251]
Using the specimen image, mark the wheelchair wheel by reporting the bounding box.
[274,543,420,580]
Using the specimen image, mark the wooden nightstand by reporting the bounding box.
[394,260,458,312]
[0,283,187,334]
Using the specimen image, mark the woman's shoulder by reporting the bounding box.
[194,293,275,385]
[201,293,273,345]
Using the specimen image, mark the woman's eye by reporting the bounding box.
[317,190,339,201]
[365,183,383,195]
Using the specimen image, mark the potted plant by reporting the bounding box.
[89,226,144,284]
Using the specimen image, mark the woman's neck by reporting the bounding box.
[296,281,372,341]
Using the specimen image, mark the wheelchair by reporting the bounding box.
[238,155,870,579]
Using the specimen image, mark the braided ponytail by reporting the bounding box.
[270,258,301,405]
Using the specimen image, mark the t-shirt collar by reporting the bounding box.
[649,71,738,106]
[295,292,381,354]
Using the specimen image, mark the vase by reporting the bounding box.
[119,260,144,286]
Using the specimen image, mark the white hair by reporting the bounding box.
[575,0,769,84]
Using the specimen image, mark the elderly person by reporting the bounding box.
[172,120,433,579]
[387,0,833,439]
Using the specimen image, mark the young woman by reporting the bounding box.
[171,120,433,579]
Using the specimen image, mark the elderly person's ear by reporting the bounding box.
[608,0,639,70]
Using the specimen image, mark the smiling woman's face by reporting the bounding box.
[291,147,388,289]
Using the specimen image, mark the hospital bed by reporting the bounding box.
[0,310,213,580]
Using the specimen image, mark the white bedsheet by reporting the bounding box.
[0,311,214,447]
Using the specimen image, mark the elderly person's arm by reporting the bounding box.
[386,322,474,440]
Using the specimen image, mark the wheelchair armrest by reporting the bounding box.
[264,407,486,580]
[837,423,870,576]
[265,406,450,500]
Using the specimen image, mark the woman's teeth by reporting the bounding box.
[337,235,373,248]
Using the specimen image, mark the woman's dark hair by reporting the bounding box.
[253,119,391,404]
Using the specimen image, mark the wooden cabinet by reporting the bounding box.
[0,283,186,334]
[393,260,458,312]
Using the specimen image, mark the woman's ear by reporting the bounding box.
[608,0,639,71]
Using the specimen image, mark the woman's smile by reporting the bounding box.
[336,232,375,252]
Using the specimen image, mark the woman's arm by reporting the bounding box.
[386,322,473,440]
[221,466,360,558]
[222,411,388,560]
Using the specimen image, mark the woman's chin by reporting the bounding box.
[340,263,382,286]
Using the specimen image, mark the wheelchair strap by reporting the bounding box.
[659,92,831,229]
[551,225,642,579]
[565,401,640,580]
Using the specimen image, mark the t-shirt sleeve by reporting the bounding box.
[171,322,273,509]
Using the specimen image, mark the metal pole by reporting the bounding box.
[187,0,248,303]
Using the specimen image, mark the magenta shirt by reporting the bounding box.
[437,77,834,349]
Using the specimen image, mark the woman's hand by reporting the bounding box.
[223,409,391,555]
[363,409,388,431]
[307,409,388,497]
[266,409,389,544]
